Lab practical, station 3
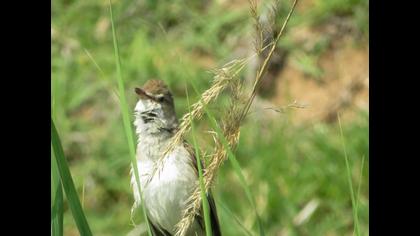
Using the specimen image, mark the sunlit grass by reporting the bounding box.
[108,0,152,235]
[52,0,369,235]
[189,81,265,235]
[51,119,92,236]
[186,87,213,236]
[51,149,63,236]
[338,113,361,236]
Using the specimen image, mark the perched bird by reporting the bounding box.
[131,80,221,236]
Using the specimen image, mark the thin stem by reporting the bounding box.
[338,113,360,236]
[239,0,299,123]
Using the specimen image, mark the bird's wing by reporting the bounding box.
[183,141,222,236]
[206,190,222,236]
[182,141,199,175]
[147,218,172,236]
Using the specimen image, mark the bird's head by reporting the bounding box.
[134,80,178,134]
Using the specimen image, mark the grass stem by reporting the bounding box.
[338,113,360,236]
[108,1,152,235]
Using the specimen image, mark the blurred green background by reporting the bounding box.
[51,0,368,235]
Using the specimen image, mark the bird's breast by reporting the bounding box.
[132,144,198,234]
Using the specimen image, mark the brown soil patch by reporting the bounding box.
[272,39,368,123]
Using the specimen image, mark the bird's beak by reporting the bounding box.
[135,87,154,100]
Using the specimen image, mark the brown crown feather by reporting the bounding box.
[142,79,170,95]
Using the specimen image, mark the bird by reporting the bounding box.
[131,79,221,236]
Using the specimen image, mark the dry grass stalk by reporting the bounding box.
[249,0,264,54]
[175,1,299,235]
[240,0,299,124]
[175,81,244,236]
[170,58,247,152]
[263,100,308,113]
[145,58,249,184]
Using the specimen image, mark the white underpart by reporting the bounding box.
[131,99,204,235]
[134,99,163,134]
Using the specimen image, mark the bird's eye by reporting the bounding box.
[157,96,165,103]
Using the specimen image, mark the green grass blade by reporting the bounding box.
[51,150,63,236]
[355,154,365,234]
[207,110,265,236]
[225,148,264,236]
[51,119,93,236]
[83,48,106,77]
[83,48,120,99]
[216,198,253,236]
[108,1,153,235]
[338,114,360,236]
[186,87,213,236]
[207,113,265,236]
[51,57,63,236]
[189,81,265,236]
[356,155,365,211]
[52,79,57,121]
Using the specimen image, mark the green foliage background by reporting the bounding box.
[52,0,368,235]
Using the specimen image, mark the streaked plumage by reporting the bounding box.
[131,80,221,236]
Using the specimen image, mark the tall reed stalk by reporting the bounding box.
[51,119,93,235]
[108,0,153,235]
[174,1,300,235]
